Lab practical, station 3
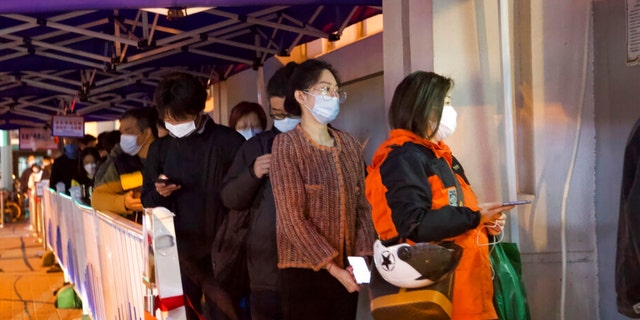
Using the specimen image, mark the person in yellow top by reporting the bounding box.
[91,108,158,222]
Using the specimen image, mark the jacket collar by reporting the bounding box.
[370,129,453,170]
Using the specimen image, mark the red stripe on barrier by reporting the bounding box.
[154,294,204,319]
[155,295,184,311]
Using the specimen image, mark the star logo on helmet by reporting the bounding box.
[380,250,395,271]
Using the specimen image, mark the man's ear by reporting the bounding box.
[143,127,154,139]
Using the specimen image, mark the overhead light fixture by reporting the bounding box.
[141,7,214,18]
[328,32,341,42]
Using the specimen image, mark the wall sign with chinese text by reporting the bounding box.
[19,128,58,150]
[51,115,85,137]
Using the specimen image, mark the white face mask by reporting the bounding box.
[303,94,340,124]
[430,105,457,141]
[84,163,97,178]
[120,134,142,156]
[237,127,262,140]
[273,117,301,133]
[165,121,196,138]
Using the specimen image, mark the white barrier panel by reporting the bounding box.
[144,208,187,319]
[81,206,106,317]
[95,213,146,319]
[43,188,148,319]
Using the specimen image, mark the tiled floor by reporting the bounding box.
[0,221,83,320]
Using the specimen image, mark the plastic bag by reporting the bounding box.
[54,283,82,309]
[490,241,531,320]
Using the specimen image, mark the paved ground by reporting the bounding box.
[0,220,83,320]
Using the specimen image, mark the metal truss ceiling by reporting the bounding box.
[0,4,381,129]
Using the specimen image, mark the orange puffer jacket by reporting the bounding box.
[365,129,497,320]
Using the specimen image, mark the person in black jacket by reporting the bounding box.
[50,137,80,194]
[141,72,245,320]
[220,62,299,320]
[616,117,640,318]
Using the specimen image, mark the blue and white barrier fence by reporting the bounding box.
[43,188,147,319]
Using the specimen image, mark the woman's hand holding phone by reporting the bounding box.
[477,202,513,235]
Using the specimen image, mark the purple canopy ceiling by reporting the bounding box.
[0,2,382,130]
[0,1,381,14]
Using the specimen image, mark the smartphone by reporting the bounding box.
[347,256,371,284]
[502,200,532,206]
[153,178,176,185]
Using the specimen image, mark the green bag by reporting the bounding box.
[54,284,82,309]
[490,241,531,320]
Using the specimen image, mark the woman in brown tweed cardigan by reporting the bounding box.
[270,59,376,320]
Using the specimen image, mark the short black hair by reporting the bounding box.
[120,108,159,138]
[284,59,341,117]
[80,134,96,146]
[97,131,118,154]
[154,72,207,121]
[267,62,297,98]
[388,71,453,139]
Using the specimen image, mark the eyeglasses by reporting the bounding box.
[303,86,347,104]
[270,113,287,120]
[270,112,301,120]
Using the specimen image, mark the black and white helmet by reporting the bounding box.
[373,239,462,288]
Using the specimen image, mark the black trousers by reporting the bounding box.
[280,268,359,320]
[180,255,242,320]
[250,288,283,320]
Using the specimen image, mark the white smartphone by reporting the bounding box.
[502,200,532,206]
[347,256,371,284]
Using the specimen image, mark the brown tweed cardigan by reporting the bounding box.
[271,125,376,271]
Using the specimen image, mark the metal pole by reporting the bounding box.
[498,0,519,243]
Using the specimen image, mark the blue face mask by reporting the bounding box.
[64,144,78,159]
[273,117,301,132]
[303,94,340,124]
[237,128,262,140]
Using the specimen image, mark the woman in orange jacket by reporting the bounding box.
[365,71,514,320]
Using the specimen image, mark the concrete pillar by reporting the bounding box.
[382,0,434,111]
[209,81,230,126]
[0,131,12,191]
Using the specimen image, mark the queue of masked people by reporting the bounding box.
[17,134,97,219]
[39,58,517,320]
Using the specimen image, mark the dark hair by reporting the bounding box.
[79,147,100,164]
[267,62,298,98]
[228,101,267,130]
[284,59,341,116]
[77,146,100,184]
[120,108,159,138]
[388,71,453,139]
[80,134,96,146]
[101,130,121,154]
[154,72,207,121]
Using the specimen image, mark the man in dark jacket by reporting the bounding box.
[50,137,80,194]
[220,62,298,320]
[19,154,36,194]
[141,72,245,320]
[617,117,640,318]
